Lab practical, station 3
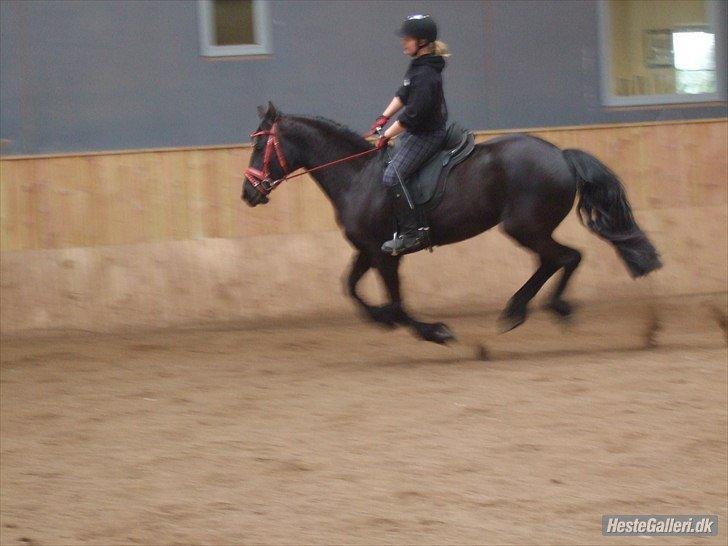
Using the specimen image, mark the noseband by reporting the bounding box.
[244,122,290,196]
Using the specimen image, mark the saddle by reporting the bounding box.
[393,123,476,209]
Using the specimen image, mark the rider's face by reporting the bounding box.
[401,36,420,56]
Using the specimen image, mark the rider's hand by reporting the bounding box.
[369,115,390,135]
[376,135,390,150]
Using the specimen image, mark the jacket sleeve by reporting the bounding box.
[395,82,410,103]
[397,70,439,131]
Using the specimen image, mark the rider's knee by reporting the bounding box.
[382,166,398,188]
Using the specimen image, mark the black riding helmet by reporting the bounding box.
[397,14,438,44]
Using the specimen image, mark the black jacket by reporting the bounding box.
[395,54,448,134]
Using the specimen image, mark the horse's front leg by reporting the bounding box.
[373,255,456,344]
[345,251,401,328]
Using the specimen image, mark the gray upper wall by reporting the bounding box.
[1,0,726,155]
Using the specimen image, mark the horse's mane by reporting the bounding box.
[296,115,373,152]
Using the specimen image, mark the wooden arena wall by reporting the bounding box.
[1,119,726,335]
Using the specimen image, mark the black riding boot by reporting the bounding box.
[381,186,428,256]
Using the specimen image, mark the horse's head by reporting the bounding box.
[242,101,289,207]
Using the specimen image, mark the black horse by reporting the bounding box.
[242,102,661,343]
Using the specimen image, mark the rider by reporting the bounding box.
[370,14,449,256]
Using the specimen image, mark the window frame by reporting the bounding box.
[197,0,272,57]
[598,0,726,107]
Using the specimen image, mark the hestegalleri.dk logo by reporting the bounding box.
[602,515,718,536]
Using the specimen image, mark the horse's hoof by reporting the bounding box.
[419,322,456,344]
[499,308,527,333]
[545,299,574,319]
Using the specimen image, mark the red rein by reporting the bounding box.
[244,122,378,196]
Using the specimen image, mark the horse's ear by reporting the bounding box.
[257,105,266,119]
[267,101,280,120]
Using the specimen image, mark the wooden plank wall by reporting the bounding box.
[1,119,725,335]
[2,119,725,252]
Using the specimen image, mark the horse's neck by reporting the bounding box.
[308,159,367,206]
[285,118,377,208]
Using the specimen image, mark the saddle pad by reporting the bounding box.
[395,124,475,207]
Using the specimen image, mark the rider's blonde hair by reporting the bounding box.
[432,40,450,57]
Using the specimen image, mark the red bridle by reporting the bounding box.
[244,120,380,197]
[244,122,290,195]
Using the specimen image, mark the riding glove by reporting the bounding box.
[376,135,391,150]
[369,115,390,135]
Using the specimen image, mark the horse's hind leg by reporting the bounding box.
[499,256,558,331]
[544,245,582,318]
[500,225,581,331]
[374,255,455,344]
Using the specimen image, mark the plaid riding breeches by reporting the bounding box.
[382,128,447,188]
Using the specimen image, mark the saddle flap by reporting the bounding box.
[408,123,475,206]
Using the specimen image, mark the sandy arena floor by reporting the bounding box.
[1,296,726,545]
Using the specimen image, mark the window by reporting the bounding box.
[599,0,725,106]
[198,0,272,57]
[673,29,716,93]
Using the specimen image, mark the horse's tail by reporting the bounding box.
[562,148,662,278]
